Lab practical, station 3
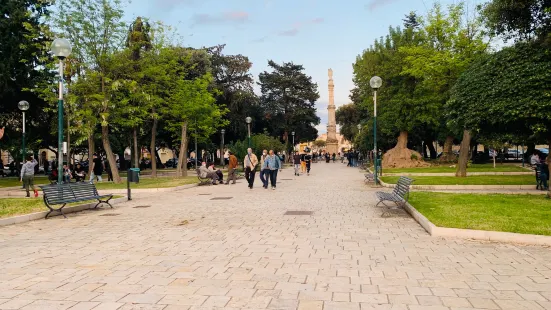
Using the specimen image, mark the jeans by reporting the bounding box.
[245,167,256,188]
[89,172,103,183]
[294,164,300,175]
[260,169,269,187]
[306,162,311,173]
[269,169,278,188]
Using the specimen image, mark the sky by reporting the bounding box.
[124,0,484,134]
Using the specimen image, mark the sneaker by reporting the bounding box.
[272,187,275,190]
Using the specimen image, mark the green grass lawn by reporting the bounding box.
[381,175,536,185]
[384,163,529,174]
[0,176,49,188]
[0,196,122,219]
[94,176,197,190]
[409,192,551,236]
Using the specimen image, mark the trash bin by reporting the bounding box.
[128,168,140,183]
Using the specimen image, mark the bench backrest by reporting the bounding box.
[393,176,414,198]
[40,182,99,204]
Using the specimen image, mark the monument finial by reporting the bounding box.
[328,68,333,79]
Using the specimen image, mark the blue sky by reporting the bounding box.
[125,0,484,134]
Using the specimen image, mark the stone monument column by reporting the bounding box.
[326,69,338,154]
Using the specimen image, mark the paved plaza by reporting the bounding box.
[0,163,550,310]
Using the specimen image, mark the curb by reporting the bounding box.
[402,201,551,246]
[382,172,532,176]
[0,197,128,227]
[109,183,198,194]
[379,179,538,191]
[0,183,199,197]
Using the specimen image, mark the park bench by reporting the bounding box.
[39,182,114,219]
[375,176,414,217]
[195,169,213,186]
[535,165,548,190]
[364,173,375,184]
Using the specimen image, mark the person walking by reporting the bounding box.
[305,152,312,175]
[225,151,238,185]
[243,148,258,189]
[20,155,38,198]
[259,150,269,188]
[89,153,104,183]
[293,151,301,176]
[300,152,307,173]
[263,150,281,190]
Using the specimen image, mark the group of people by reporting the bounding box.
[531,150,549,189]
[244,148,282,190]
[292,151,312,176]
[49,153,112,184]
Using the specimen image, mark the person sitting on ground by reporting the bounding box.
[74,163,87,182]
[208,162,224,184]
[199,161,219,185]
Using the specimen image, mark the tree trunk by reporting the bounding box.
[425,139,437,159]
[102,125,121,183]
[381,131,428,168]
[176,122,188,177]
[456,129,471,177]
[133,127,138,171]
[88,133,94,176]
[439,136,456,162]
[150,117,158,178]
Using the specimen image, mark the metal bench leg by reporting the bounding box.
[95,196,114,209]
[59,205,67,219]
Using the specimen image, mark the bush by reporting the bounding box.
[227,134,285,160]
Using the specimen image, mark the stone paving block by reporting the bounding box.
[466,298,500,309]
[387,294,418,305]
[225,296,272,308]
[267,298,298,309]
[200,296,231,307]
[323,301,360,310]
[92,303,124,310]
[118,293,163,304]
[441,297,471,307]
[157,295,207,306]
[332,292,350,302]
[351,293,388,303]
[0,299,34,309]
[68,301,101,310]
[417,295,443,306]
[19,300,77,310]
[298,291,332,301]
[118,304,167,310]
[494,299,546,310]
[297,300,323,310]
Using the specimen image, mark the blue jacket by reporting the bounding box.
[263,155,281,170]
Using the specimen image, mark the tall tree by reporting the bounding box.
[335,104,361,142]
[0,0,54,160]
[482,0,551,42]
[448,42,551,193]
[54,0,126,183]
[400,2,489,171]
[258,60,320,147]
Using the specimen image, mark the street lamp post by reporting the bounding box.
[18,101,30,164]
[245,117,252,148]
[50,38,72,184]
[220,129,225,166]
[370,76,382,185]
[291,132,295,152]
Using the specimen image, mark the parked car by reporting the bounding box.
[537,148,549,154]
[165,158,178,168]
[506,150,524,159]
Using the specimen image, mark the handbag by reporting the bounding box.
[247,154,257,172]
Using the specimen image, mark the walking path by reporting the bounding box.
[0,163,550,310]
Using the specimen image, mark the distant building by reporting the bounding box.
[316,133,352,153]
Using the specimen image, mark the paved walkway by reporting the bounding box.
[0,163,550,310]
